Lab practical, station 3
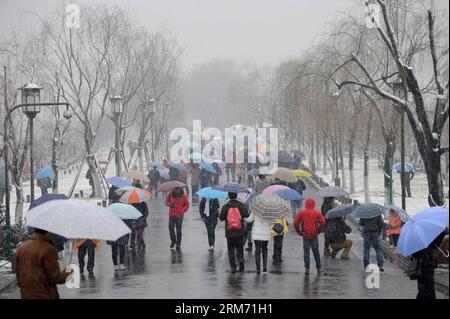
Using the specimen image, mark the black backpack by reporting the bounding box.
[325,221,336,243]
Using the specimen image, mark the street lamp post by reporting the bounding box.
[393,80,406,209]
[19,83,42,202]
[332,92,341,187]
[2,83,72,260]
[110,95,124,177]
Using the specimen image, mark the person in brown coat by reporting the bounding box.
[15,228,73,299]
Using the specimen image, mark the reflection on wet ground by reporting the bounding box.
[1,185,447,299]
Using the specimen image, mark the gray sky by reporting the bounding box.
[0,0,448,69]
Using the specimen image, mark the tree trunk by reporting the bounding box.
[84,123,103,198]
[14,180,24,225]
[424,150,445,206]
[51,128,59,194]
[383,139,396,205]
[322,135,327,175]
[316,131,321,166]
[349,140,355,194]
[364,108,373,203]
[310,133,316,173]
[137,130,146,173]
[339,139,346,189]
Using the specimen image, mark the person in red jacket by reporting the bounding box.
[165,187,190,251]
[294,198,326,274]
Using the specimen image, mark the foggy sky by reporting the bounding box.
[1,0,448,69]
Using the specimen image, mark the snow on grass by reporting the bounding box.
[305,156,449,216]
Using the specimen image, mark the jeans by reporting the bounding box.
[363,232,384,268]
[204,217,217,246]
[40,186,49,196]
[330,240,353,257]
[78,240,95,273]
[254,240,268,271]
[273,235,284,263]
[111,242,126,265]
[303,238,321,269]
[169,216,184,246]
[227,236,244,270]
[130,228,145,249]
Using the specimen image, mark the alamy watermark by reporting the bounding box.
[169,121,279,171]
[65,4,81,29]
[65,264,80,289]
[365,264,380,289]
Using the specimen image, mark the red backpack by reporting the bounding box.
[227,207,242,230]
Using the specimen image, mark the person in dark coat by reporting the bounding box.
[326,217,353,259]
[411,231,446,299]
[129,201,149,251]
[404,170,414,197]
[148,166,161,199]
[321,197,336,256]
[15,229,73,299]
[199,168,211,188]
[85,168,95,198]
[109,220,133,271]
[37,177,52,196]
[219,193,250,273]
[108,186,120,205]
[169,166,180,181]
[199,197,220,251]
[359,214,385,271]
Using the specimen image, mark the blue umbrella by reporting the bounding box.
[106,176,132,188]
[170,162,188,172]
[147,162,164,169]
[107,203,142,220]
[352,203,386,219]
[200,162,217,174]
[397,207,449,257]
[28,194,69,251]
[394,162,414,173]
[196,187,228,199]
[272,188,304,201]
[384,205,410,222]
[35,166,54,180]
[213,182,249,193]
[326,204,357,220]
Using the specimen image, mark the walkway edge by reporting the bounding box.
[0,275,17,294]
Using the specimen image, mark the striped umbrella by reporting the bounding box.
[212,182,250,193]
[119,189,152,204]
[250,194,291,219]
[157,180,187,193]
[352,203,385,219]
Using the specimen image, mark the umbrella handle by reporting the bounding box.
[436,246,449,258]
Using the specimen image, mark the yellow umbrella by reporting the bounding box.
[291,169,312,177]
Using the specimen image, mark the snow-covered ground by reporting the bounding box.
[305,156,449,217]
[7,150,116,225]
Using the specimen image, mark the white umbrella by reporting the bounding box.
[26,199,131,241]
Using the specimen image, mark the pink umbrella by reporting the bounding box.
[262,185,290,195]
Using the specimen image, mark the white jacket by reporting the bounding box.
[245,212,272,241]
